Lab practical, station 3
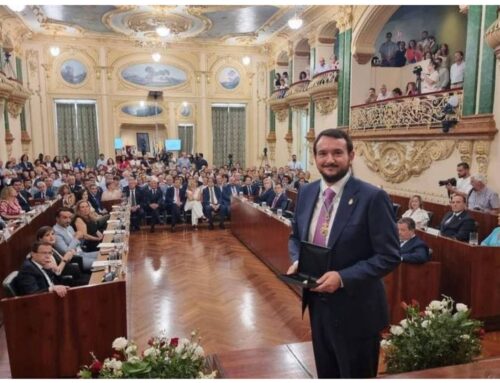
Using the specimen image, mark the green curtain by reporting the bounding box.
[56,103,77,160]
[77,104,99,166]
[178,125,194,154]
[212,106,245,168]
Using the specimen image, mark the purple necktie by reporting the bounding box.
[312,188,336,246]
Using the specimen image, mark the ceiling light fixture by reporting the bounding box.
[288,15,303,30]
[50,46,60,57]
[182,101,188,107]
[140,101,146,107]
[152,52,161,62]
[156,26,170,37]
[7,4,26,12]
[242,56,251,66]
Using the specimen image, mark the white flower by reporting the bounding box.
[400,319,409,328]
[428,300,443,311]
[198,370,217,379]
[194,345,205,358]
[104,358,123,371]
[456,303,468,312]
[380,339,392,348]
[175,338,191,354]
[125,344,137,355]
[390,325,404,336]
[127,356,141,363]
[143,347,159,357]
[112,337,128,351]
[421,320,430,328]
[460,334,470,340]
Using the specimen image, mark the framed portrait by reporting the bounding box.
[136,133,150,154]
[218,67,240,90]
[60,59,87,85]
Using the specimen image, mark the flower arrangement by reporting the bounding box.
[78,331,217,379]
[381,296,484,374]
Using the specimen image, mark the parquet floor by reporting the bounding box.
[2,224,500,378]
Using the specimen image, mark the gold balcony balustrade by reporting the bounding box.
[307,69,339,115]
[268,87,289,122]
[7,77,31,118]
[0,71,15,117]
[286,80,310,110]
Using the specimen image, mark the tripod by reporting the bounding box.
[259,153,269,168]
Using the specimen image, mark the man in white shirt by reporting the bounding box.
[288,154,303,171]
[446,162,472,200]
[376,84,391,101]
[315,57,329,75]
[96,153,106,169]
[450,51,465,88]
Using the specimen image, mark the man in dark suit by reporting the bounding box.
[12,178,31,212]
[123,176,144,231]
[34,181,55,200]
[15,241,69,297]
[202,177,226,229]
[87,184,106,214]
[287,129,400,378]
[142,179,163,233]
[439,194,476,242]
[164,177,185,232]
[67,175,83,195]
[270,183,288,211]
[255,177,275,207]
[221,176,241,215]
[398,217,430,263]
[241,175,258,198]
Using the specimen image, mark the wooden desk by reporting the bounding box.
[416,230,500,329]
[286,190,297,211]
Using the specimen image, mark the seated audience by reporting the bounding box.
[72,200,103,252]
[101,178,122,201]
[402,195,430,229]
[165,177,186,232]
[124,177,144,231]
[435,43,449,67]
[398,217,430,264]
[446,162,472,200]
[481,213,500,246]
[184,178,206,230]
[221,176,241,215]
[376,84,391,101]
[14,241,70,297]
[202,177,226,230]
[315,57,329,74]
[256,177,275,206]
[58,184,76,208]
[270,183,288,211]
[405,81,418,96]
[467,174,500,214]
[142,179,163,233]
[12,178,31,212]
[34,181,55,200]
[439,194,476,242]
[0,186,23,220]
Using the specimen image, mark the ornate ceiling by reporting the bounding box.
[10,5,311,46]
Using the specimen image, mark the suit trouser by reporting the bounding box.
[146,207,161,226]
[203,205,225,225]
[170,204,182,226]
[308,293,380,379]
[130,208,145,229]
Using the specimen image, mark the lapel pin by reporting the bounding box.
[348,198,354,205]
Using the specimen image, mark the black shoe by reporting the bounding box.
[150,226,155,233]
[219,223,225,229]
[209,223,214,230]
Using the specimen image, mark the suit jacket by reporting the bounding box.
[439,210,476,242]
[164,187,185,209]
[19,161,34,173]
[142,188,163,209]
[88,192,104,212]
[34,189,55,200]
[53,223,82,255]
[123,186,144,207]
[289,177,400,339]
[202,186,222,208]
[400,236,430,264]
[15,259,56,296]
[17,190,31,212]
[270,192,288,210]
[242,184,258,197]
[69,184,83,194]
[256,188,275,206]
[221,184,241,206]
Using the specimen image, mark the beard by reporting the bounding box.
[318,164,350,184]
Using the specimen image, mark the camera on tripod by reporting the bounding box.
[412,65,423,76]
[438,177,457,187]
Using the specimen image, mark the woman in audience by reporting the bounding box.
[422,60,440,93]
[36,226,88,285]
[435,43,449,67]
[274,72,281,88]
[73,157,86,171]
[72,200,103,252]
[424,51,433,61]
[53,155,63,170]
[299,71,308,80]
[106,157,116,171]
[62,155,73,170]
[184,178,206,230]
[405,39,419,63]
[481,213,500,246]
[0,186,23,220]
[405,81,418,96]
[415,42,425,62]
[392,88,403,97]
[58,184,76,208]
[101,178,122,201]
[402,195,430,229]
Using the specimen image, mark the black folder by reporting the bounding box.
[280,241,331,289]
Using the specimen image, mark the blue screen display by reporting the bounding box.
[165,139,181,151]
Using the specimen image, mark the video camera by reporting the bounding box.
[412,65,423,76]
[438,178,457,187]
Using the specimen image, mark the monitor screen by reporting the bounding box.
[114,138,124,149]
[165,139,182,151]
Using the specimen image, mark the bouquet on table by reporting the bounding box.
[381,296,484,374]
[79,330,217,379]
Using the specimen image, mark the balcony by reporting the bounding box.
[286,80,310,110]
[308,69,339,115]
[268,87,289,122]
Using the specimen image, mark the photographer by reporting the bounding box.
[421,60,440,93]
[443,162,472,200]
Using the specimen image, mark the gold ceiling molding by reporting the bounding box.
[355,140,456,184]
[456,140,473,165]
[335,5,353,32]
[126,13,192,37]
[485,14,500,59]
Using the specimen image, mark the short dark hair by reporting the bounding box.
[31,241,52,253]
[36,226,54,240]
[313,129,354,155]
[56,207,74,217]
[457,162,469,170]
[398,217,416,231]
[451,193,467,203]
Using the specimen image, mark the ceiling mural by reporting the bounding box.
[121,103,163,117]
[12,5,311,45]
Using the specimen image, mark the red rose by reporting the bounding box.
[411,299,420,307]
[400,301,408,310]
[419,311,426,317]
[170,337,179,347]
[148,337,155,346]
[90,359,102,374]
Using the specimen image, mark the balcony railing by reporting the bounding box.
[268,87,290,122]
[308,69,339,88]
[286,80,310,109]
[350,89,463,130]
[308,69,339,115]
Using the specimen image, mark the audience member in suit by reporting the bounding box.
[439,194,476,242]
[53,207,99,271]
[34,181,55,200]
[202,177,226,230]
[87,184,107,214]
[241,175,258,198]
[164,177,186,232]
[398,217,430,264]
[124,177,145,231]
[14,241,70,297]
[270,183,288,211]
[255,177,275,207]
[142,179,163,232]
[12,178,31,212]
[221,176,241,215]
[67,175,83,195]
[18,154,34,173]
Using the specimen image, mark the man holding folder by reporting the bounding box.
[287,129,400,378]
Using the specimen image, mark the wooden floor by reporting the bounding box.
[2,224,500,377]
